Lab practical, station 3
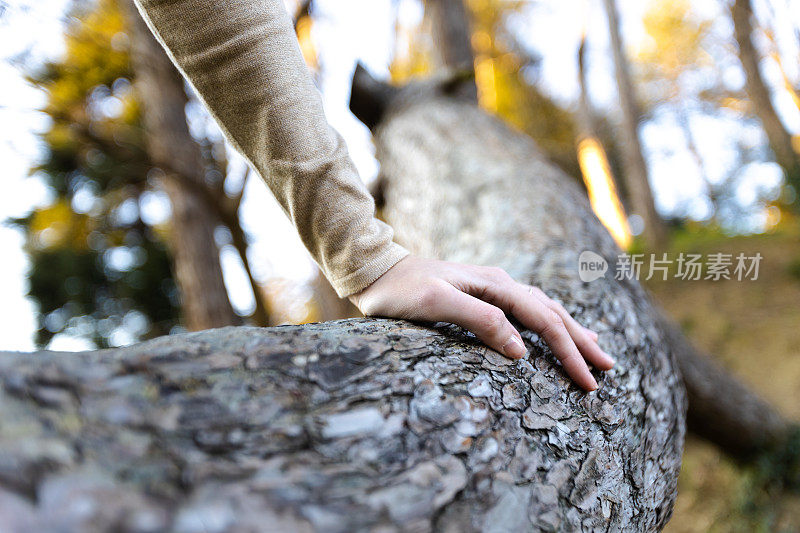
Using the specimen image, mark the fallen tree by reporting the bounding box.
[351,66,791,461]
[0,70,792,532]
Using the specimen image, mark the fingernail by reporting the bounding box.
[503,336,526,359]
[602,351,616,366]
[588,375,599,391]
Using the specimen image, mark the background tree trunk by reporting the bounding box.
[212,168,271,327]
[423,0,478,100]
[126,3,238,330]
[226,211,271,326]
[577,36,600,142]
[424,0,474,71]
[732,0,800,204]
[602,0,667,248]
[658,314,789,458]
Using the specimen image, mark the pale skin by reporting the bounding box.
[349,255,615,391]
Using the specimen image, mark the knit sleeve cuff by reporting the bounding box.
[329,242,410,298]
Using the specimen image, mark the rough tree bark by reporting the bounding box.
[126,3,239,330]
[602,0,667,248]
[0,78,690,533]
[0,72,792,533]
[732,0,800,203]
[350,65,791,461]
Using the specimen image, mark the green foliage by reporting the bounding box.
[13,0,180,348]
[24,236,178,348]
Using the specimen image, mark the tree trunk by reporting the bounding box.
[126,3,238,330]
[577,36,599,141]
[215,168,271,327]
[657,314,789,458]
[352,65,792,461]
[602,0,667,248]
[227,213,270,326]
[732,0,800,204]
[424,0,474,68]
[576,35,632,248]
[423,0,478,100]
[0,70,793,533]
[364,75,686,529]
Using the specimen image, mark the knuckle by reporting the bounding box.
[486,266,511,281]
[558,350,578,365]
[478,306,506,335]
[550,299,568,314]
[550,312,566,330]
[417,284,443,309]
[497,268,511,281]
[481,279,502,298]
[539,311,566,337]
[546,300,566,317]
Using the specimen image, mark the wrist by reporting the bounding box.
[347,254,414,313]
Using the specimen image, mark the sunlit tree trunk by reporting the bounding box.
[674,104,720,214]
[126,3,238,330]
[576,34,632,249]
[732,0,800,204]
[602,0,667,248]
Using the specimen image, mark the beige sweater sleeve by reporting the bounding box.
[133,0,408,297]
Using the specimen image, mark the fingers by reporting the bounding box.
[511,282,613,370]
[538,298,615,371]
[414,282,527,360]
[583,327,599,342]
[465,270,603,391]
[525,301,599,391]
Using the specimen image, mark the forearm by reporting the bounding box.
[132,0,407,296]
[132,0,614,393]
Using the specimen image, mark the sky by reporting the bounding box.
[1,0,798,351]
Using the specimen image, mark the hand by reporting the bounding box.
[349,255,615,391]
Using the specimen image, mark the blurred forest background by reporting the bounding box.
[1,0,800,529]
